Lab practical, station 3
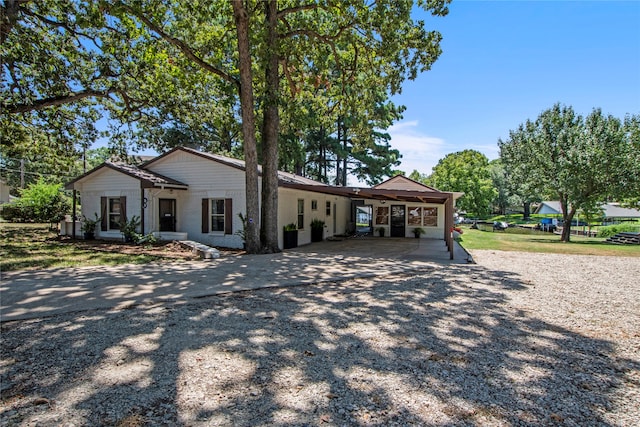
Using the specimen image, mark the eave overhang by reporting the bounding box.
[279,182,457,204]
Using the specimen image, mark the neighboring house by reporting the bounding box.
[0,178,11,204]
[534,201,563,216]
[65,147,461,257]
[535,201,640,224]
[601,203,640,224]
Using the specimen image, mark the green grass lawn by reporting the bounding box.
[456,226,640,257]
[0,223,169,271]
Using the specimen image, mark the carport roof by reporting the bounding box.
[280,181,458,204]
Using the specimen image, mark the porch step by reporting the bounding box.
[153,231,188,241]
[178,240,220,259]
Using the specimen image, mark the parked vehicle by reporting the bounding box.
[493,221,509,231]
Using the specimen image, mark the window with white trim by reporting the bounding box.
[423,207,438,227]
[211,199,225,232]
[108,198,121,230]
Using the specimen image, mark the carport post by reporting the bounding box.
[445,194,454,260]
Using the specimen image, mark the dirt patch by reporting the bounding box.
[58,237,243,260]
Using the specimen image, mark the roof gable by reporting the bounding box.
[373,175,440,192]
[535,201,562,215]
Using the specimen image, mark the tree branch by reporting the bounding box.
[4,89,116,114]
[117,4,239,89]
[21,8,100,47]
[277,3,318,20]
[0,0,30,45]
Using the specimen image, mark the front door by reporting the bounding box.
[390,205,406,237]
[159,199,176,232]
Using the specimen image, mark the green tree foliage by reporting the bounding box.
[428,150,497,217]
[487,159,528,216]
[487,159,510,216]
[0,0,147,161]
[1,179,70,224]
[408,169,429,184]
[499,103,640,242]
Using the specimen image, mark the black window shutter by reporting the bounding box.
[100,197,107,231]
[120,196,127,223]
[201,199,209,233]
[224,198,233,235]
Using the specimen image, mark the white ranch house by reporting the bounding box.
[65,147,461,258]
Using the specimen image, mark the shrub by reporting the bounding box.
[0,180,70,224]
[119,215,141,243]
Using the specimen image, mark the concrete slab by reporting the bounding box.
[0,237,471,322]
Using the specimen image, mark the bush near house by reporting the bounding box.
[0,180,70,224]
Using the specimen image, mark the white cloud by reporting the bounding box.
[387,121,446,176]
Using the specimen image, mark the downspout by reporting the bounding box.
[140,187,145,235]
[72,189,77,240]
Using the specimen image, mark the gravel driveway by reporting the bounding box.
[1,250,639,426]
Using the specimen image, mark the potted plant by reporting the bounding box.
[119,215,141,243]
[376,226,386,237]
[283,223,298,249]
[310,218,325,242]
[81,213,101,240]
[412,227,425,238]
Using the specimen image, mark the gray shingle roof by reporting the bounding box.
[65,161,188,190]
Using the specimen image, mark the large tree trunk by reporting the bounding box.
[232,1,260,253]
[523,201,531,220]
[560,197,575,243]
[259,0,281,253]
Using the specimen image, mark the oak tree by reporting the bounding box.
[499,104,640,242]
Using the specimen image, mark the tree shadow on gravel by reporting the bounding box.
[1,263,637,426]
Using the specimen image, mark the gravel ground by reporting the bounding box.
[1,250,639,426]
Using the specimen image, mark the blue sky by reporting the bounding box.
[389,0,640,176]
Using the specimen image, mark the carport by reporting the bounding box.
[281,175,461,260]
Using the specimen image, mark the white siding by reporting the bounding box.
[278,188,351,247]
[75,168,141,240]
[146,151,247,248]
